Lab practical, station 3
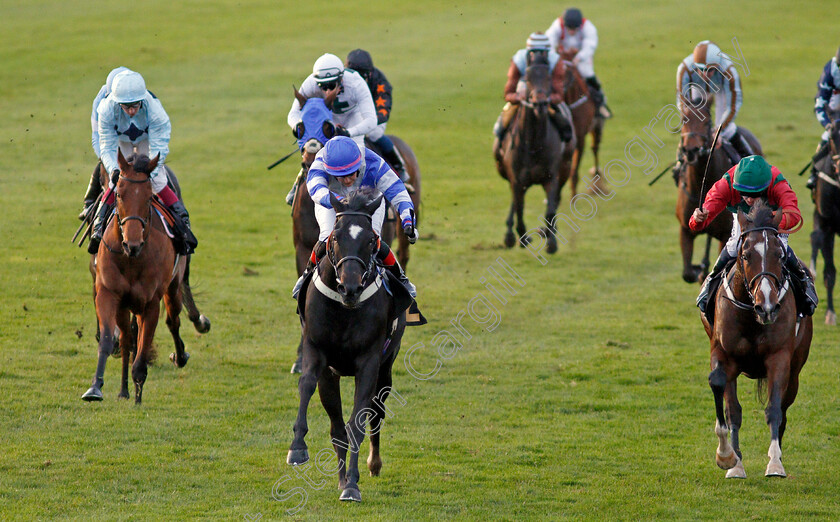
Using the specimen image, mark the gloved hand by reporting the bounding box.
[335,125,350,137]
[110,169,120,187]
[402,218,418,244]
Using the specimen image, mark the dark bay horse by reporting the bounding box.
[809,125,840,325]
[288,189,415,503]
[82,151,207,403]
[562,62,603,197]
[288,92,420,372]
[703,202,812,479]
[675,96,762,283]
[495,54,569,253]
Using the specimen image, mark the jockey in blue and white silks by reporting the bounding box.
[676,40,751,160]
[88,70,196,256]
[807,47,840,189]
[293,136,418,298]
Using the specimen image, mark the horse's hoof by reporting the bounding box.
[716,449,738,470]
[544,232,557,254]
[81,386,103,401]
[287,449,309,465]
[765,461,786,478]
[725,459,746,479]
[339,487,362,502]
[504,232,515,248]
[117,391,130,400]
[195,314,211,334]
[518,234,531,248]
[826,311,836,326]
[290,360,302,374]
[170,352,190,368]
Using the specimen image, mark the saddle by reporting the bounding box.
[150,198,195,256]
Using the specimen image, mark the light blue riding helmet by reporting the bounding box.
[105,66,130,93]
[322,136,362,177]
[111,71,146,103]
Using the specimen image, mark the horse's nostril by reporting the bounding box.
[337,284,346,296]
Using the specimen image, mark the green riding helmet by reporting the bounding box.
[733,155,772,194]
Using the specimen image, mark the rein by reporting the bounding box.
[724,226,790,310]
[113,173,153,253]
[320,210,380,300]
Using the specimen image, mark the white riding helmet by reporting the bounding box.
[692,40,724,70]
[111,71,147,104]
[526,32,551,51]
[312,53,344,83]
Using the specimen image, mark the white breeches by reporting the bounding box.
[315,199,386,241]
[368,122,387,141]
[574,58,594,79]
[725,217,788,256]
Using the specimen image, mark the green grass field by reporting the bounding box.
[3,0,840,519]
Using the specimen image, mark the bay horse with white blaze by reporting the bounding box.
[495,53,570,252]
[704,202,812,479]
[81,151,208,403]
[288,188,415,503]
[562,61,602,197]
[675,95,762,283]
[809,124,840,325]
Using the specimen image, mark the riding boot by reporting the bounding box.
[549,104,574,142]
[377,138,411,185]
[293,240,327,298]
[377,240,416,298]
[585,76,612,119]
[79,163,104,221]
[730,130,754,162]
[785,248,818,316]
[88,199,114,255]
[697,250,735,313]
[286,169,303,206]
[807,139,830,190]
[168,200,198,255]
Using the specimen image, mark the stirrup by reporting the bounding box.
[598,105,613,119]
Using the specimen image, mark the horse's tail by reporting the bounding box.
[755,377,768,406]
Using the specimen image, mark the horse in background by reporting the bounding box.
[494,53,569,253]
[703,202,811,479]
[562,62,603,197]
[675,95,762,283]
[287,189,415,503]
[809,124,840,325]
[82,151,208,403]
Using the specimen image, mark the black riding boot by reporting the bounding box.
[168,200,198,255]
[550,104,574,142]
[293,240,326,298]
[730,130,754,162]
[585,76,612,118]
[697,250,735,313]
[785,248,818,316]
[380,144,410,184]
[286,169,303,206]
[88,199,114,254]
[79,163,104,221]
[807,140,830,190]
[377,241,416,298]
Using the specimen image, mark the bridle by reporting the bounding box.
[326,211,378,287]
[106,173,152,253]
[725,226,790,310]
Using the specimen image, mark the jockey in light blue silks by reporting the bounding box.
[292,136,418,298]
[88,70,196,256]
[806,46,840,190]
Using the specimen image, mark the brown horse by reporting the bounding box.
[81,151,205,403]
[704,202,812,479]
[809,124,840,325]
[562,63,603,197]
[675,96,762,283]
[289,92,420,371]
[495,54,569,253]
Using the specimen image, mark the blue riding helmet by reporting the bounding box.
[322,136,362,177]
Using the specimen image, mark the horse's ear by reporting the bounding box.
[737,209,749,231]
[117,148,129,171]
[293,85,307,107]
[365,194,384,216]
[330,193,346,213]
[148,153,160,173]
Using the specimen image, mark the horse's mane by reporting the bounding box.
[127,154,154,175]
[346,187,381,212]
[746,200,776,230]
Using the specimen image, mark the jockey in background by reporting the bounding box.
[691,156,817,317]
[677,40,752,164]
[89,70,196,256]
[806,45,840,190]
[78,66,130,221]
[345,49,411,186]
[286,53,377,205]
[292,136,418,299]
[546,8,611,119]
[493,32,574,143]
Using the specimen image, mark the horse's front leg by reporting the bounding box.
[723,379,745,478]
[132,300,161,405]
[115,308,133,400]
[512,185,529,246]
[339,356,381,502]
[367,360,396,478]
[164,279,190,368]
[542,177,560,254]
[504,184,521,248]
[765,350,792,477]
[680,226,699,283]
[317,370,348,489]
[709,354,739,475]
[287,341,325,466]
[821,230,836,325]
[82,289,119,401]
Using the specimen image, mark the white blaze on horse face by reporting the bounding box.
[348,224,363,240]
[759,278,773,304]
